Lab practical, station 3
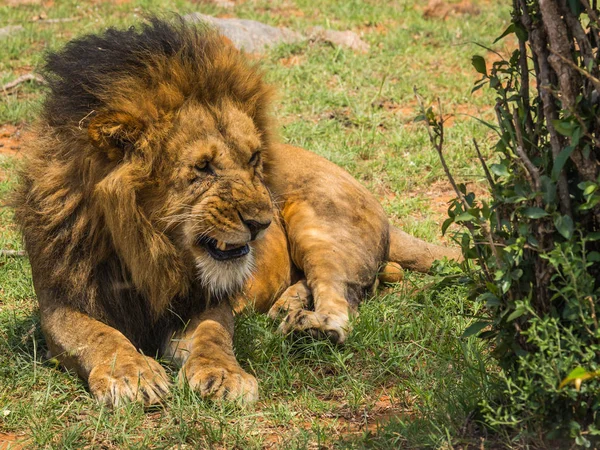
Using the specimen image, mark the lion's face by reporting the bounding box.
[151,102,274,296]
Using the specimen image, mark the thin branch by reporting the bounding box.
[0,250,26,257]
[31,17,78,24]
[1,73,46,94]
[414,87,500,271]
[413,87,467,210]
[561,4,595,79]
[513,109,542,193]
[472,138,495,189]
[548,48,600,93]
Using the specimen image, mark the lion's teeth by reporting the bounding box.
[216,240,227,251]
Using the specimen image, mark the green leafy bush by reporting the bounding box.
[426,0,600,445]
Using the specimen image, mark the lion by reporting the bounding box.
[13,18,460,406]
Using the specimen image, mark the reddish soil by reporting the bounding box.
[0,433,28,450]
[279,54,305,67]
[257,391,410,449]
[411,179,490,218]
[0,125,24,158]
[421,0,482,19]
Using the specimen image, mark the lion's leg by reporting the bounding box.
[166,300,258,403]
[277,268,354,344]
[267,279,311,319]
[41,305,170,407]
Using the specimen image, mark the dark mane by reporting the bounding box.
[42,17,272,133]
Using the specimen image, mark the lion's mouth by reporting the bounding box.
[196,236,250,261]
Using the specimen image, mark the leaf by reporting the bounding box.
[490,163,509,177]
[455,212,477,222]
[583,183,598,197]
[462,321,489,338]
[541,176,557,205]
[551,145,574,180]
[552,119,578,137]
[506,306,526,322]
[477,292,500,306]
[471,55,487,76]
[568,0,583,16]
[588,252,600,262]
[523,207,548,219]
[493,23,515,44]
[441,217,454,235]
[559,366,599,390]
[554,214,574,239]
[514,22,528,41]
[471,82,486,94]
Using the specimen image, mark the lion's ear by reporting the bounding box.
[88,111,145,160]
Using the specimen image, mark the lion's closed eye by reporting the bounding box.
[249,151,261,167]
[193,161,215,177]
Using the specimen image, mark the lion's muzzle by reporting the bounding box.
[196,236,251,261]
[241,218,271,241]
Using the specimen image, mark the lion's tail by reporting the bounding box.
[377,225,463,284]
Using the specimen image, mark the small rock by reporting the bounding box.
[308,26,369,53]
[422,0,480,19]
[0,25,25,40]
[212,0,235,8]
[184,13,303,53]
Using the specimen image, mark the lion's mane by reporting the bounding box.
[13,18,274,351]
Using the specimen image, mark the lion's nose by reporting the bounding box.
[242,218,271,241]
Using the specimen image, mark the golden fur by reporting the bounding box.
[14,18,460,406]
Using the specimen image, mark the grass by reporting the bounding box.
[0,0,512,448]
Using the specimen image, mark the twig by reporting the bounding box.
[413,87,500,271]
[413,87,468,209]
[0,250,26,257]
[514,0,534,138]
[472,138,495,189]
[548,49,600,94]
[31,17,78,24]
[512,109,542,193]
[1,73,46,93]
[588,296,598,331]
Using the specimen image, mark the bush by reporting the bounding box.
[424,0,600,445]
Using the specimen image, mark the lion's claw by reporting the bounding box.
[88,356,170,407]
[278,309,350,344]
[179,359,258,403]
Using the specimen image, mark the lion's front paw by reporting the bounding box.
[267,280,311,319]
[179,358,258,403]
[278,309,350,344]
[88,355,170,407]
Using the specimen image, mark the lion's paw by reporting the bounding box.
[179,359,258,403]
[267,280,311,320]
[278,309,350,344]
[88,355,170,407]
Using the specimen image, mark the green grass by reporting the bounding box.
[0,0,511,448]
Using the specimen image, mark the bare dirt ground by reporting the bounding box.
[0,432,27,450]
[0,125,23,158]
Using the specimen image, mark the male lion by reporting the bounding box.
[14,18,459,406]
